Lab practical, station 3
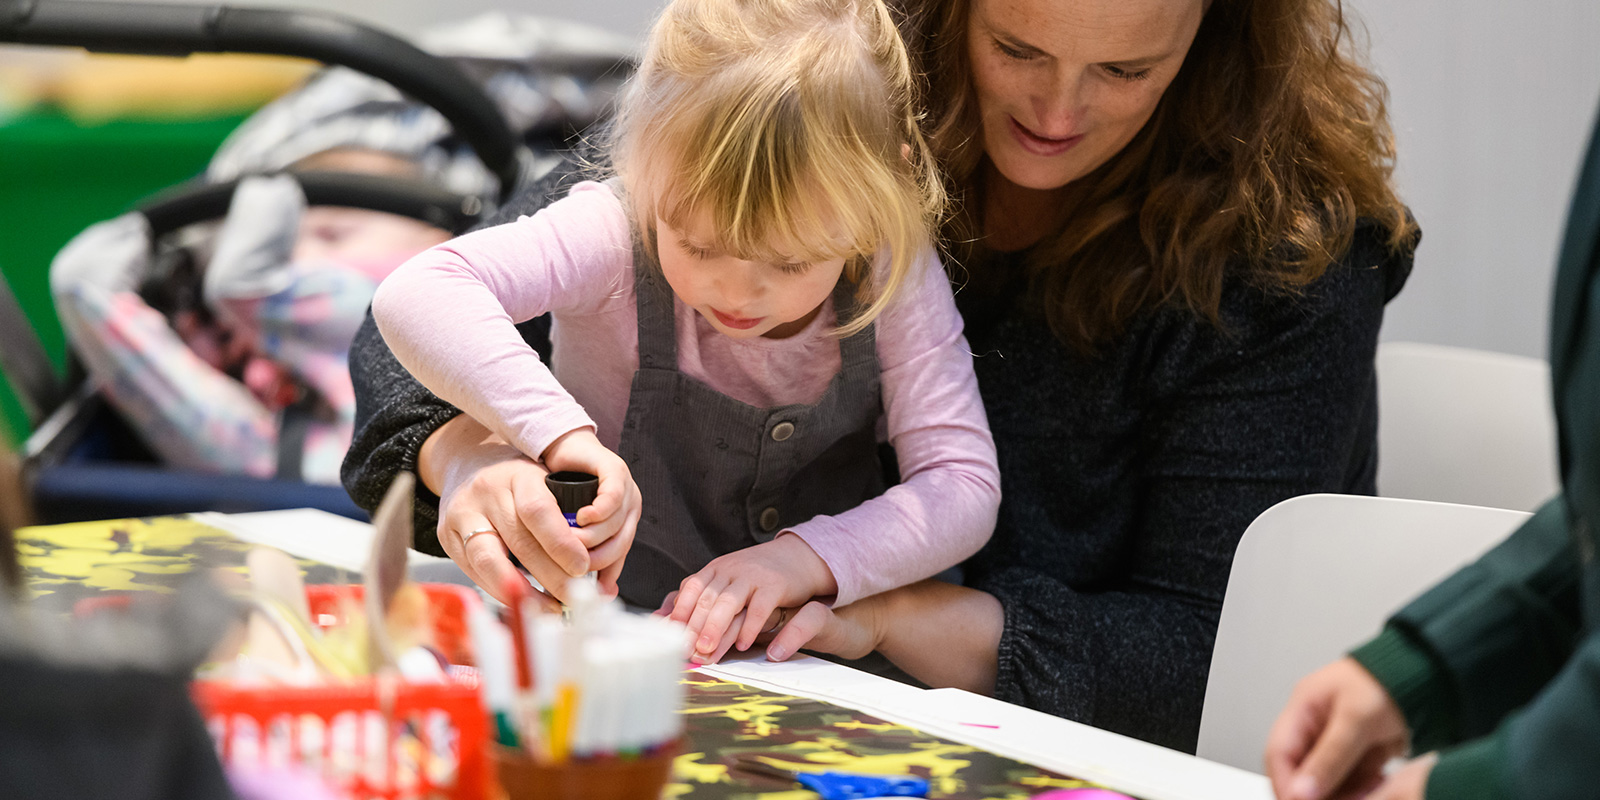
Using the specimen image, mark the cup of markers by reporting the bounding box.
[470,573,689,800]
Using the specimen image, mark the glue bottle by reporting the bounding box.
[545,471,599,579]
[545,471,599,529]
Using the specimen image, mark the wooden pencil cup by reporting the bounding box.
[492,741,681,800]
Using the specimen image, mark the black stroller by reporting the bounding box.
[0,0,627,522]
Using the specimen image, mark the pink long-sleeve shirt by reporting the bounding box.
[373,180,999,605]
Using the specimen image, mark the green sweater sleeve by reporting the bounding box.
[1421,631,1600,800]
[1350,628,1512,799]
[1350,498,1596,800]
[1355,499,1582,748]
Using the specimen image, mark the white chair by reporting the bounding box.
[1196,493,1530,773]
[1376,341,1559,512]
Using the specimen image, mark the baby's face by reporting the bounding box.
[654,212,849,341]
[292,206,453,282]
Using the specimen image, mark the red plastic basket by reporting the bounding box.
[191,583,491,800]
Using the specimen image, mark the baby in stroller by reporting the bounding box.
[48,13,632,486]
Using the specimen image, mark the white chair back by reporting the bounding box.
[1196,494,1529,772]
[1376,341,1559,511]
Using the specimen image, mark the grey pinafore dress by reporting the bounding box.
[614,233,887,608]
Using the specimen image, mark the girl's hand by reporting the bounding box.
[1265,657,1410,800]
[668,534,837,664]
[538,428,641,595]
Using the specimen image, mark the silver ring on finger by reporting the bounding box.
[762,607,790,634]
[461,526,498,546]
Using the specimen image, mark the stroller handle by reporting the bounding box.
[0,0,524,201]
[140,171,486,237]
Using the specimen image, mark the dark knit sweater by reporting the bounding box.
[342,161,1415,753]
[961,221,1412,752]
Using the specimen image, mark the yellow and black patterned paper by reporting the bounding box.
[672,673,1124,800]
[15,515,344,613]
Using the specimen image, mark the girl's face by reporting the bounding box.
[967,0,1204,192]
[655,212,849,341]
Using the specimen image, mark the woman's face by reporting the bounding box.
[967,0,1205,191]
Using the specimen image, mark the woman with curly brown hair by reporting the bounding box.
[342,0,1417,752]
[763,0,1418,751]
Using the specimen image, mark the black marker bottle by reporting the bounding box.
[545,471,599,529]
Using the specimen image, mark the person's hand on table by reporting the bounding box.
[666,534,838,664]
[764,592,886,663]
[423,417,637,607]
[657,586,887,666]
[1265,657,1411,800]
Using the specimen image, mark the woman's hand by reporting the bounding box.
[421,417,636,605]
[667,534,838,664]
[1265,657,1411,800]
[765,595,886,663]
[654,590,886,665]
[434,447,564,610]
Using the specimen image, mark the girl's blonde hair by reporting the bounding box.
[608,0,944,335]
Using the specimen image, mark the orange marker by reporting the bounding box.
[501,574,534,690]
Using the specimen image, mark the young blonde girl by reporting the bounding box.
[373,0,999,664]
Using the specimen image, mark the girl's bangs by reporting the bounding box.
[652,143,885,269]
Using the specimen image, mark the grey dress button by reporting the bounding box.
[771,421,796,441]
[759,506,781,532]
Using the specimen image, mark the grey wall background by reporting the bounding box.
[1348,0,1600,359]
[71,0,1600,358]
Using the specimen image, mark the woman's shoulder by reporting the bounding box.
[1133,216,1417,387]
[1214,215,1417,328]
[1340,215,1418,303]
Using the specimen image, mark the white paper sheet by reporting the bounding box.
[193,508,452,574]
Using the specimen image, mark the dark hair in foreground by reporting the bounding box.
[907,0,1419,351]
